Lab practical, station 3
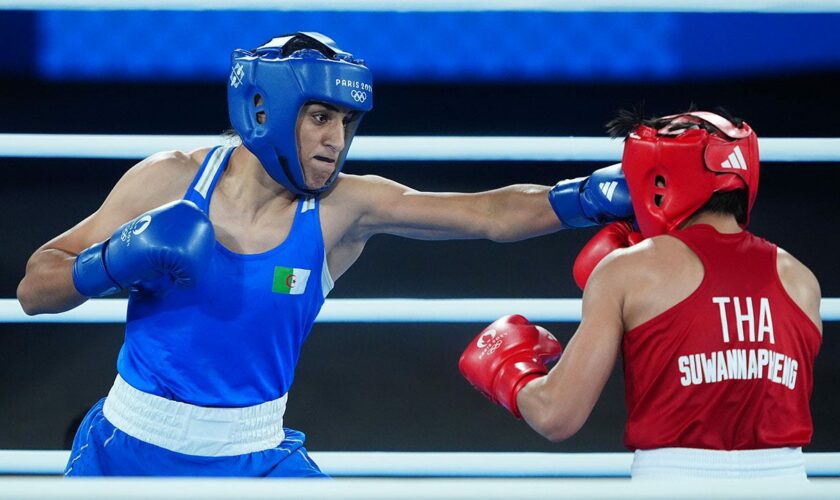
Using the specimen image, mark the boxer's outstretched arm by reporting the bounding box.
[515,252,627,441]
[17,151,199,314]
[344,163,630,242]
[343,174,561,242]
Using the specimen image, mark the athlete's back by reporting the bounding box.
[622,223,821,451]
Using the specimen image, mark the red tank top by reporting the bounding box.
[622,225,821,451]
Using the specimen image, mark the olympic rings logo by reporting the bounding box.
[350,90,367,103]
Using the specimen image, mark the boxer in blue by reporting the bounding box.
[17,32,631,477]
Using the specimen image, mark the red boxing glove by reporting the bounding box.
[459,315,562,418]
[573,221,643,290]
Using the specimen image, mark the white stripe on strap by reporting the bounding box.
[194,146,230,199]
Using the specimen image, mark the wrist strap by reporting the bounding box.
[548,178,595,228]
[72,240,121,297]
[509,372,545,419]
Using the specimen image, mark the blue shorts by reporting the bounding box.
[65,399,327,478]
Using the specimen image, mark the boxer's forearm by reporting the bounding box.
[477,184,562,242]
[516,377,580,442]
[17,248,87,315]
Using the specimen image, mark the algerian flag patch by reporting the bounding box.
[272,266,311,295]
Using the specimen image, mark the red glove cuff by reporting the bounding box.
[493,358,548,418]
[508,372,545,419]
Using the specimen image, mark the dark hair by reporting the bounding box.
[221,128,242,145]
[606,105,744,139]
[279,33,335,58]
[695,190,748,224]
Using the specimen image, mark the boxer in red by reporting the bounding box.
[460,109,822,480]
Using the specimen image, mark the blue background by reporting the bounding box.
[1,11,838,82]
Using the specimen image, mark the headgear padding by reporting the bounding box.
[621,111,759,238]
[228,32,373,196]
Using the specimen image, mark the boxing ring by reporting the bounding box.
[2,134,839,498]
[2,1,840,497]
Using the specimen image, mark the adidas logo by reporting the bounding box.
[721,145,748,170]
[599,181,618,201]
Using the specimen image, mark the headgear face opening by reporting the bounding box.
[227,32,373,196]
[621,111,760,238]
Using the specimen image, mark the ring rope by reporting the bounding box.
[1,450,839,477]
[2,476,839,500]
[1,298,584,323]
[3,298,840,323]
[0,134,838,162]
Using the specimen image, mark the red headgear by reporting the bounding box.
[621,111,760,238]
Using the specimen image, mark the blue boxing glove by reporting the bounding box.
[72,200,215,297]
[548,163,634,228]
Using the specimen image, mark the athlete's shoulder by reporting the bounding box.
[599,233,686,276]
[148,148,207,178]
[331,172,394,189]
[322,173,397,205]
[776,246,822,331]
[123,148,206,187]
[776,246,818,284]
[589,234,700,304]
[106,148,212,215]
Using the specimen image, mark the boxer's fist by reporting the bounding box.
[573,221,642,290]
[549,163,633,228]
[459,315,562,418]
[73,200,215,297]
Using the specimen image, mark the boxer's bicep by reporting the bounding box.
[53,151,200,255]
[19,151,201,314]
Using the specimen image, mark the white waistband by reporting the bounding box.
[632,447,807,480]
[102,375,287,457]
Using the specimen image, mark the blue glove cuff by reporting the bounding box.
[72,241,121,297]
[548,178,596,228]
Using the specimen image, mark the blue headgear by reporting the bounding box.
[228,32,373,195]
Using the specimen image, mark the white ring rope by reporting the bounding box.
[1,298,582,323]
[2,477,839,500]
[3,298,840,324]
[1,135,838,162]
[1,450,838,477]
[1,0,839,13]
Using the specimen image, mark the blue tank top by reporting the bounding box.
[117,146,334,407]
